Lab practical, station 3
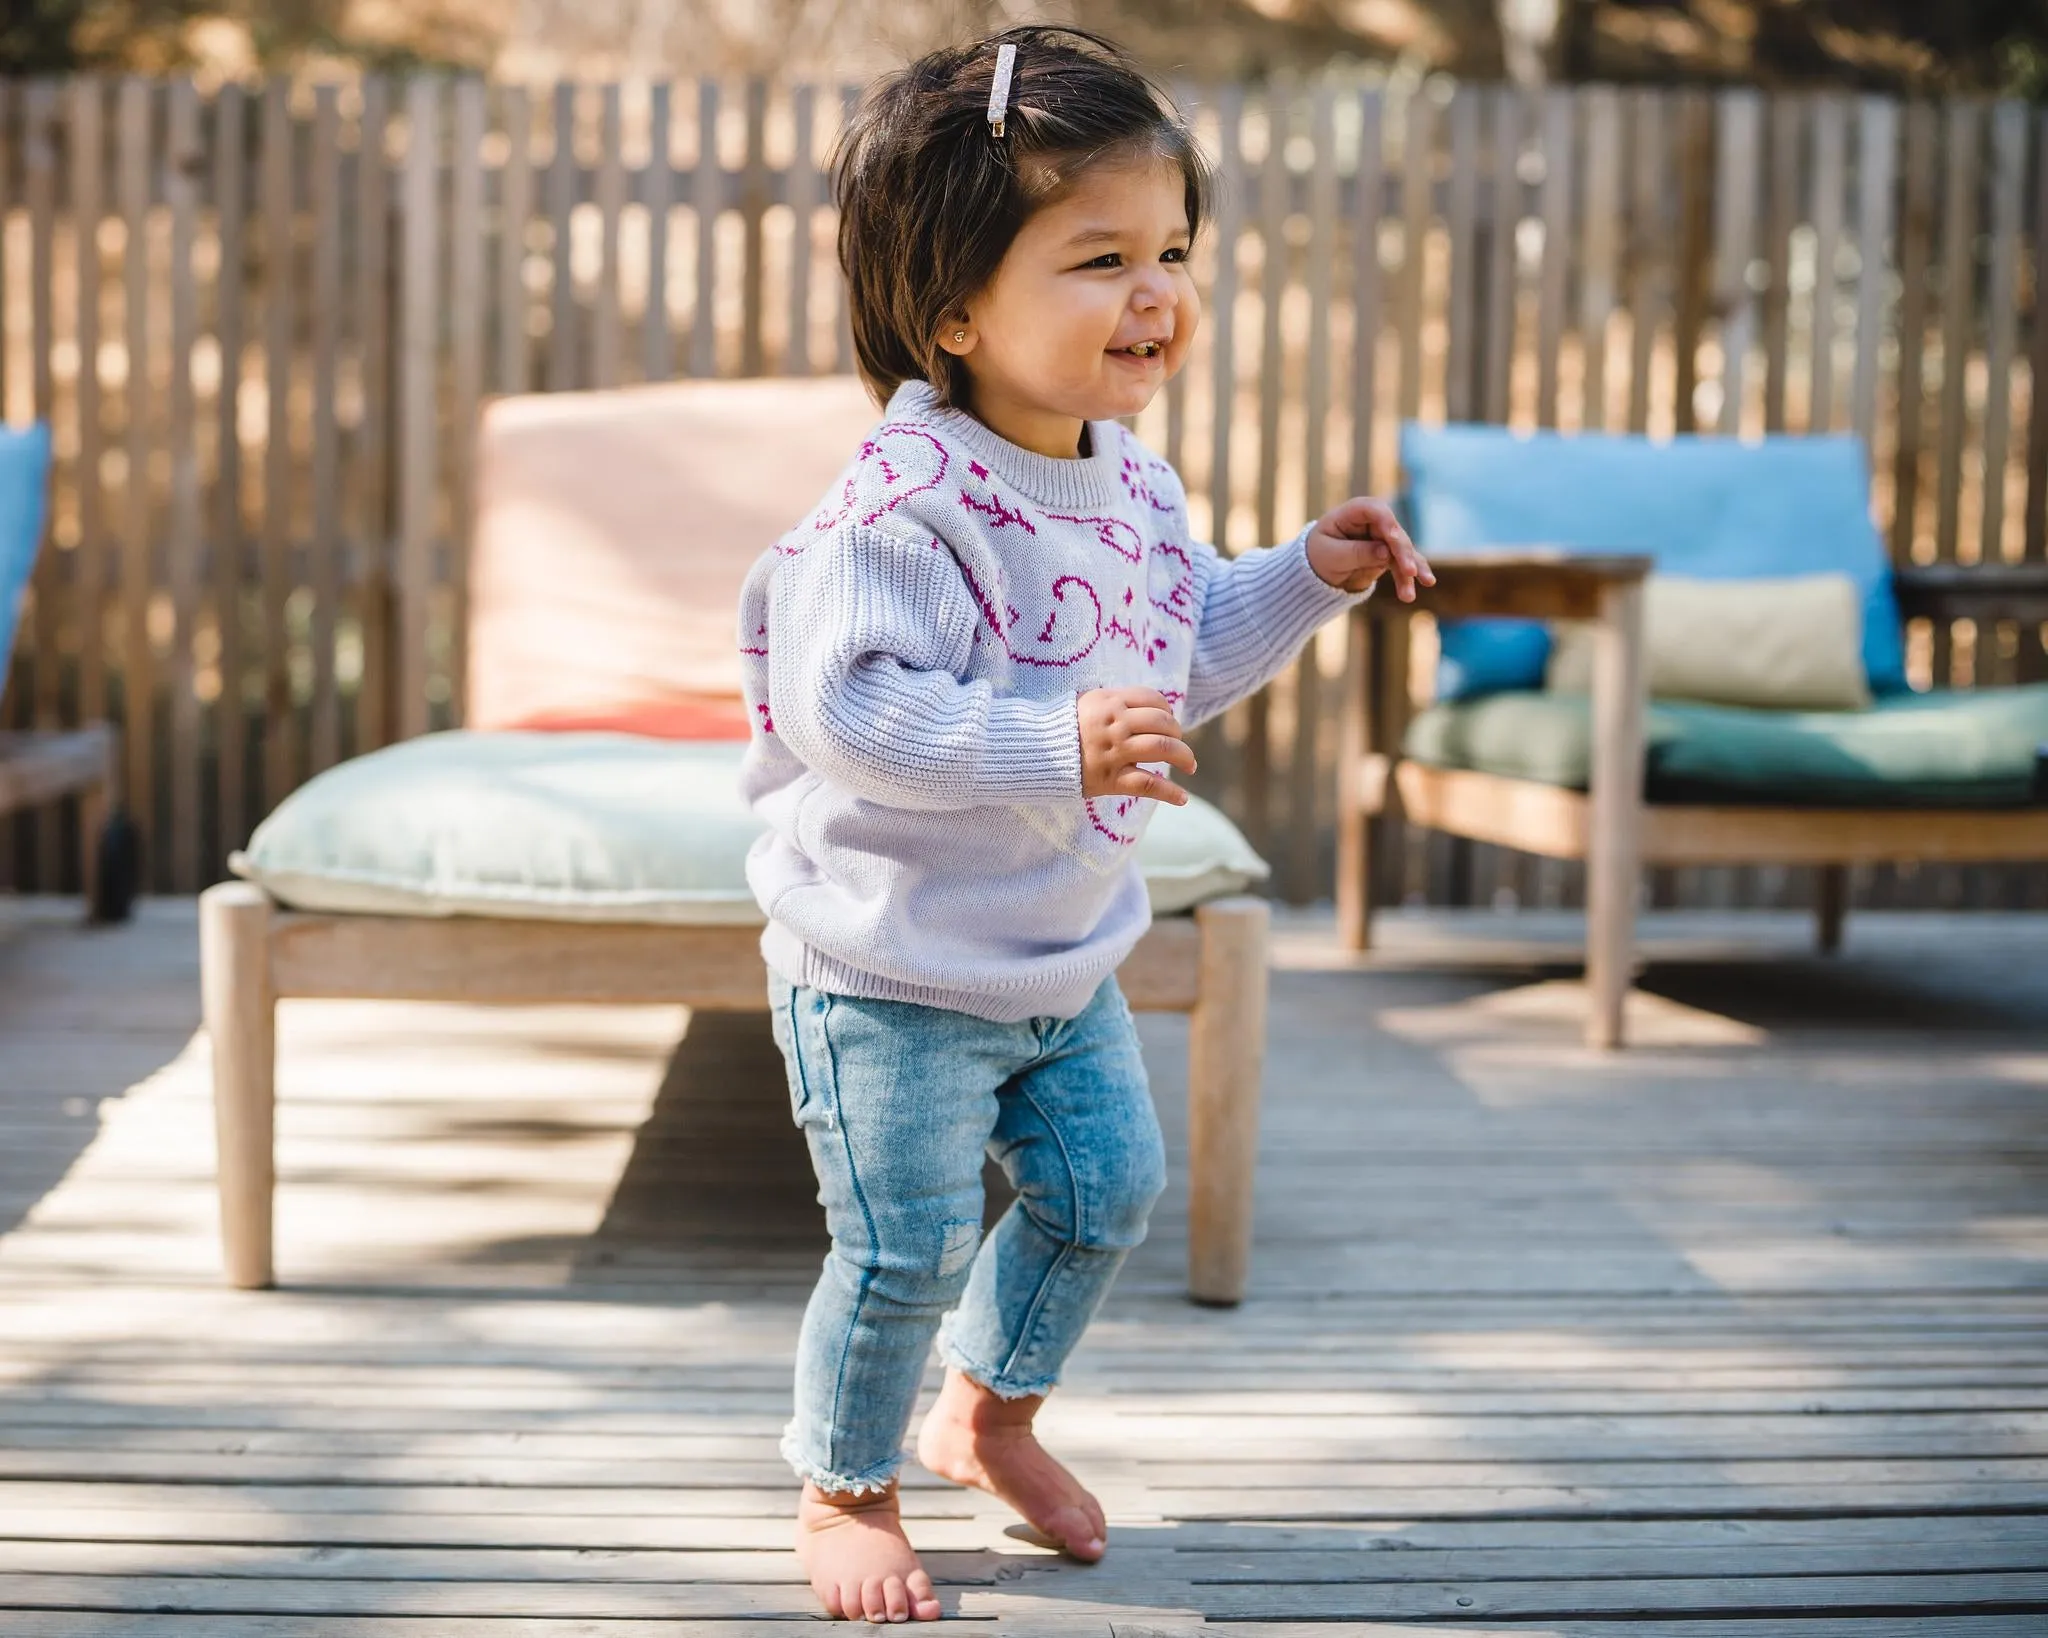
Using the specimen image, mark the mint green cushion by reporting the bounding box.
[1405,685,2048,807]
[231,731,1269,922]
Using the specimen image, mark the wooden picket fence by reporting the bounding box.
[2,73,2045,908]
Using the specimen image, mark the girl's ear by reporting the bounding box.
[938,314,976,357]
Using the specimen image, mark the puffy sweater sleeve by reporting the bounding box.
[1182,524,1367,730]
[762,525,1084,811]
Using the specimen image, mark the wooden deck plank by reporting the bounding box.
[0,901,2041,1628]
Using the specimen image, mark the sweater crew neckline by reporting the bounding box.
[885,380,1124,511]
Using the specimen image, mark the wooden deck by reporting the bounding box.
[1,895,2045,1635]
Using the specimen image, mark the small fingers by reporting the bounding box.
[1122,733,1197,775]
[1118,770,1189,806]
[1115,706,1187,743]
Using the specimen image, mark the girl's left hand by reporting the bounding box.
[1306,497,1435,600]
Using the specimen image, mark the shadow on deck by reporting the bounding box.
[0,900,2043,1632]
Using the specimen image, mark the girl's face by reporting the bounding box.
[942,150,1200,459]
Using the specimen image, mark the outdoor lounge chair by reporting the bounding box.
[200,375,1275,1305]
[1336,424,2048,1049]
[1,421,132,924]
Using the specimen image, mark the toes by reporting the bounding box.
[908,1568,943,1621]
[861,1575,891,1622]
[883,1574,910,1622]
[1051,1505,1106,1560]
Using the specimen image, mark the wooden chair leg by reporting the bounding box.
[1186,895,1270,1307]
[1815,864,1849,954]
[201,882,278,1289]
[1584,578,1647,1050]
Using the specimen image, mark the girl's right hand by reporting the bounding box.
[1078,687,1196,807]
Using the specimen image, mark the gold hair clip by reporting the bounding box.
[987,42,1017,138]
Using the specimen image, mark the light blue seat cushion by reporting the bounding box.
[1405,685,2048,807]
[232,731,1271,922]
[1403,425,1908,699]
[0,423,53,700]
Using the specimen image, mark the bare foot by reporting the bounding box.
[915,1367,1108,1562]
[795,1481,943,1622]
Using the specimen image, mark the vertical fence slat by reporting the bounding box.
[66,81,103,746]
[1890,103,1937,566]
[24,82,63,883]
[739,78,767,378]
[591,83,623,389]
[1578,85,1621,431]
[1712,90,1762,437]
[1443,87,1479,423]
[1534,87,1573,428]
[1206,82,1243,549]
[690,80,720,378]
[1760,95,1801,434]
[118,78,153,880]
[1245,90,1291,861]
[1349,85,1383,493]
[1302,82,1336,518]
[165,80,201,889]
[212,81,248,845]
[783,84,814,376]
[1481,87,1520,427]
[833,84,856,376]
[1807,94,1847,432]
[1979,100,2024,568]
[307,84,341,779]
[546,82,576,392]
[497,84,532,395]
[449,77,486,725]
[642,82,672,384]
[349,78,389,760]
[1396,88,1433,424]
[1290,82,1338,904]
[1670,91,1714,434]
[396,75,438,742]
[2027,107,2048,567]
[1851,98,1898,451]
[1625,88,1663,433]
[259,79,293,817]
[1934,101,1980,574]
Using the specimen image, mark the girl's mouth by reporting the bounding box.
[1114,340,1165,360]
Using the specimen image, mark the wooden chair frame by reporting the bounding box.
[0,724,118,916]
[1336,555,2048,1049]
[201,885,1273,1306]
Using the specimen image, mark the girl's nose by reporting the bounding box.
[1133,268,1177,313]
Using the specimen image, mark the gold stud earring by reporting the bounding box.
[953,329,966,343]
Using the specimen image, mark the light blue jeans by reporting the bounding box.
[767,971,1167,1495]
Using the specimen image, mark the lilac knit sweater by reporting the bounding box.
[736,379,1364,1022]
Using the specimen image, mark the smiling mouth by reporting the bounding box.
[1116,340,1165,358]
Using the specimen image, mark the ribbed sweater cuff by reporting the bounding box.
[1234,524,1369,653]
[980,694,1084,801]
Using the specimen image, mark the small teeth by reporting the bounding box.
[1126,341,1162,357]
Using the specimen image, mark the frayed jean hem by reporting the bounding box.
[780,1424,903,1496]
[936,1333,1061,1402]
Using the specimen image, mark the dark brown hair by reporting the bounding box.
[833,25,1211,410]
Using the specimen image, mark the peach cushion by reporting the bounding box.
[468,375,881,733]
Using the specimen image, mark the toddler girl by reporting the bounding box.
[738,25,1431,1623]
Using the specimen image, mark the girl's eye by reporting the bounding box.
[1161,246,1189,264]
[1084,253,1123,270]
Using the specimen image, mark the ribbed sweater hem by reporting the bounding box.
[759,920,1142,1024]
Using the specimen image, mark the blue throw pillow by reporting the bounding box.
[0,423,53,704]
[1436,617,1553,700]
